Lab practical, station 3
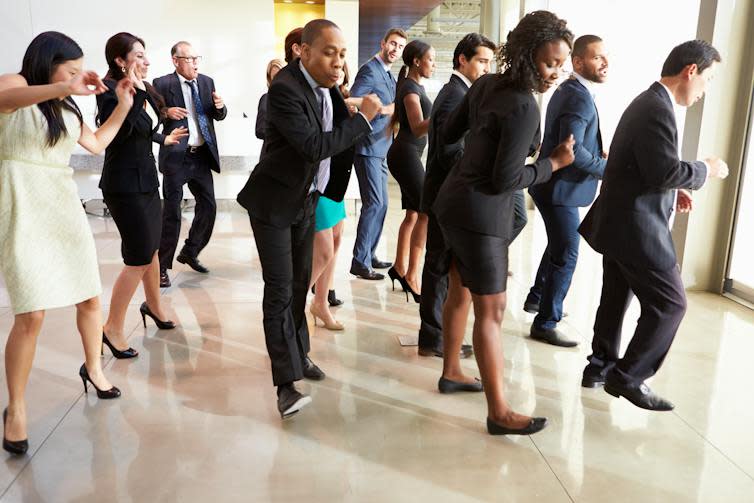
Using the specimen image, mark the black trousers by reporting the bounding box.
[250,193,318,386]
[417,189,528,350]
[587,257,687,386]
[159,147,217,270]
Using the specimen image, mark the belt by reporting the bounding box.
[187,145,206,154]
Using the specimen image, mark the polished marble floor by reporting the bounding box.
[1,190,753,502]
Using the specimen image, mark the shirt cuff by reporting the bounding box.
[357,112,373,131]
[701,160,710,180]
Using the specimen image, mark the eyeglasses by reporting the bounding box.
[175,56,202,63]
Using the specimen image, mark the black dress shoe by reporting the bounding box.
[418,344,474,359]
[530,327,578,348]
[581,365,608,388]
[438,377,483,394]
[487,416,548,435]
[176,253,209,273]
[159,269,171,288]
[349,264,384,280]
[2,408,28,455]
[302,357,326,380]
[371,259,393,269]
[604,379,674,411]
[277,383,312,419]
[523,300,540,314]
[327,290,343,307]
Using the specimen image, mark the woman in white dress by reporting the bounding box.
[0,32,135,455]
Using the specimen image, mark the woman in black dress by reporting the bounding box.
[97,33,187,358]
[386,40,435,302]
[434,11,575,435]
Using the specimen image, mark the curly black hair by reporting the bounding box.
[497,10,574,91]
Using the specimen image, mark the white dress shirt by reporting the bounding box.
[177,73,205,147]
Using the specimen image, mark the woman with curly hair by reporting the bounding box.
[433,11,576,435]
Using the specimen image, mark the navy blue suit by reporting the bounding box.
[526,77,606,330]
[350,57,396,270]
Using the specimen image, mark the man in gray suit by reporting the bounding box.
[579,40,728,410]
[349,28,407,280]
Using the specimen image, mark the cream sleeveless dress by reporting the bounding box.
[0,105,101,314]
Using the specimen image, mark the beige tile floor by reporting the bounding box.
[1,190,753,502]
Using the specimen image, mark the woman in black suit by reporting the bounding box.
[434,11,575,435]
[386,40,435,302]
[97,32,187,357]
[255,59,283,140]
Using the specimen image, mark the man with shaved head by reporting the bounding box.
[238,19,383,419]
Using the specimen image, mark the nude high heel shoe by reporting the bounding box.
[309,304,344,331]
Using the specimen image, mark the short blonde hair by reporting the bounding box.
[266,58,285,87]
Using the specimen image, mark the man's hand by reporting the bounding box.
[549,134,575,171]
[705,157,729,179]
[166,107,188,120]
[602,149,609,159]
[677,189,693,213]
[212,91,224,109]
[359,94,382,122]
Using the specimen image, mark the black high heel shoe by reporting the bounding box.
[79,364,121,399]
[140,302,176,330]
[3,407,28,455]
[387,266,408,292]
[102,332,138,359]
[404,281,421,304]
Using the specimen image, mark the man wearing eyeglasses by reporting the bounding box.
[153,41,227,287]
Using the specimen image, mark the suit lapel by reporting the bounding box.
[375,58,395,90]
[169,73,187,108]
[290,61,323,129]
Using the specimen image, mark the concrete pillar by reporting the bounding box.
[427,5,442,34]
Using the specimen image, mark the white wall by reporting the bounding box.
[0,0,276,158]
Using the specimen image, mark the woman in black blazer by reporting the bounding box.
[433,11,575,435]
[255,59,283,140]
[97,32,186,357]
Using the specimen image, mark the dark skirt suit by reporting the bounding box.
[97,80,164,266]
[387,79,432,211]
[433,74,553,295]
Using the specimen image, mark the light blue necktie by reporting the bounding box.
[188,80,213,146]
[314,87,333,193]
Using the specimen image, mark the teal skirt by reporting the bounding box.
[315,195,346,232]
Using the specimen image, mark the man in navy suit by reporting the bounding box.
[579,40,728,410]
[524,35,609,347]
[349,28,407,280]
[153,41,227,287]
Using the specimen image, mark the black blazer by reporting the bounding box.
[579,82,707,270]
[421,74,469,214]
[432,74,552,240]
[255,93,268,140]
[97,79,161,193]
[236,59,371,227]
[152,72,227,174]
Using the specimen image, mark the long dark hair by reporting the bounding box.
[98,32,165,124]
[497,10,573,92]
[339,61,351,99]
[19,31,84,147]
[389,39,432,134]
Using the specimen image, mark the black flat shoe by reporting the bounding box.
[302,357,326,381]
[176,253,209,273]
[387,266,407,291]
[350,264,385,280]
[3,408,28,455]
[604,380,674,411]
[372,259,392,269]
[327,290,343,307]
[438,377,483,394]
[79,364,121,399]
[102,332,138,359]
[487,416,548,436]
[277,383,311,419]
[581,366,608,388]
[140,302,176,330]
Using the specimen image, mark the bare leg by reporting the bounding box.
[313,221,344,326]
[405,212,428,293]
[327,220,344,291]
[4,311,45,442]
[142,252,170,321]
[310,228,334,290]
[75,297,113,391]
[472,292,534,428]
[104,263,149,349]
[393,210,418,277]
[441,263,474,383]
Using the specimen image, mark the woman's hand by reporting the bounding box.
[164,126,189,146]
[114,78,135,109]
[66,71,107,96]
[127,63,146,91]
[549,134,575,171]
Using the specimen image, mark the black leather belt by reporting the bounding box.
[187,145,206,154]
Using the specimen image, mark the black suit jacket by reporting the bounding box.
[152,72,227,174]
[433,74,552,240]
[255,93,268,140]
[579,82,707,270]
[421,74,469,214]
[97,79,161,193]
[236,59,371,227]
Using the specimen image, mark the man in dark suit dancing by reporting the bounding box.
[237,19,382,418]
[153,41,227,287]
[579,40,728,410]
[417,33,496,365]
[525,35,609,347]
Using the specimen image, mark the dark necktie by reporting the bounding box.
[188,80,213,146]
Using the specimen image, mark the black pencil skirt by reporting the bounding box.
[104,190,162,266]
